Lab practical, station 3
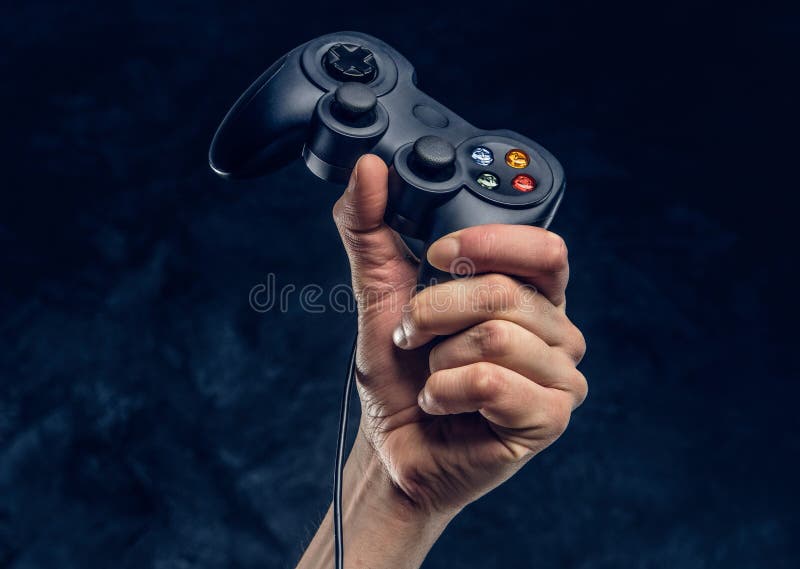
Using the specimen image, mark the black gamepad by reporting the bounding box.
[209,31,565,284]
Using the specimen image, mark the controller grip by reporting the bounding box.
[415,190,558,288]
[209,47,324,179]
[417,260,453,287]
[415,196,479,288]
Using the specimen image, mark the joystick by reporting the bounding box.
[302,81,389,183]
[330,83,377,127]
[408,135,456,182]
[209,31,566,285]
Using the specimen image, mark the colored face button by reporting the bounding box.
[476,172,499,189]
[470,146,494,166]
[505,149,530,169]
[511,174,536,192]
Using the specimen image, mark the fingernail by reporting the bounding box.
[392,324,408,348]
[426,235,460,270]
[418,389,442,414]
[417,389,429,410]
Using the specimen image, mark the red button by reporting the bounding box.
[511,174,536,192]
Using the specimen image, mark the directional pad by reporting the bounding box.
[323,43,378,83]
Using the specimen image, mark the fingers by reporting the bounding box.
[332,154,417,298]
[333,154,389,234]
[426,225,570,307]
[418,362,573,440]
[429,320,588,408]
[393,274,585,361]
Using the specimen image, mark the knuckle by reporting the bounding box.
[545,396,572,438]
[473,227,499,263]
[514,282,541,312]
[470,320,514,359]
[332,197,354,230]
[333,202,368,254]
[551,410,571,438]
[331,197,343,224]
[543,232,569,273]
[339,228,365,254]
[564,325,587,363]
[469,362,503,402]
[483,272,516,291]
[570,369,589,408]
[475,274,517,313]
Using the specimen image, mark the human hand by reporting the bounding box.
[297,154,586,568]
[334,155,587,513]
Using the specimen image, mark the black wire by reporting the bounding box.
[334,334,358,569]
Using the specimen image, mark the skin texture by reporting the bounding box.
[296,155,587,569]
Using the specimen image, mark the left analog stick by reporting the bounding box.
[331,83,377,127]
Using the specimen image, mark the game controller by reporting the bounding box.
[209,31,566,284]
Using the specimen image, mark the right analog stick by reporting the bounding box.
[408,135,456,182]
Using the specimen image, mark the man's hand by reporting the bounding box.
[297,155,586,568]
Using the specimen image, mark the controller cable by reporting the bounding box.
[334,334,358,569]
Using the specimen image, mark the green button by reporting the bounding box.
[476,172,499,190]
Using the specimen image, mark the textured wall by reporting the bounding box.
[1,1,797,568]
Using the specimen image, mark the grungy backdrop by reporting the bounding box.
[1,1,797,568]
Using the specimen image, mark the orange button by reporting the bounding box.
[505,149,529,169]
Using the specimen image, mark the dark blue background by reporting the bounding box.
[1,1,798,567]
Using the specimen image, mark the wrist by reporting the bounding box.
[297,430,456,569]
[347,428,457,528]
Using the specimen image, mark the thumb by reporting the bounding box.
[332,154,417,295]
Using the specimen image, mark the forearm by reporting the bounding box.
[296,432,454,569]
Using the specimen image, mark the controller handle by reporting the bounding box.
[409,194,560,287]
[209,32,405,180]
[209,45,323,179]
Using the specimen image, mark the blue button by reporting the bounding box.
[471,146,493,166]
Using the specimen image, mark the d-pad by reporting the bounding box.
[323,43,378,83]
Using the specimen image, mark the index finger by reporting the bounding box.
[426,224,570,307]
